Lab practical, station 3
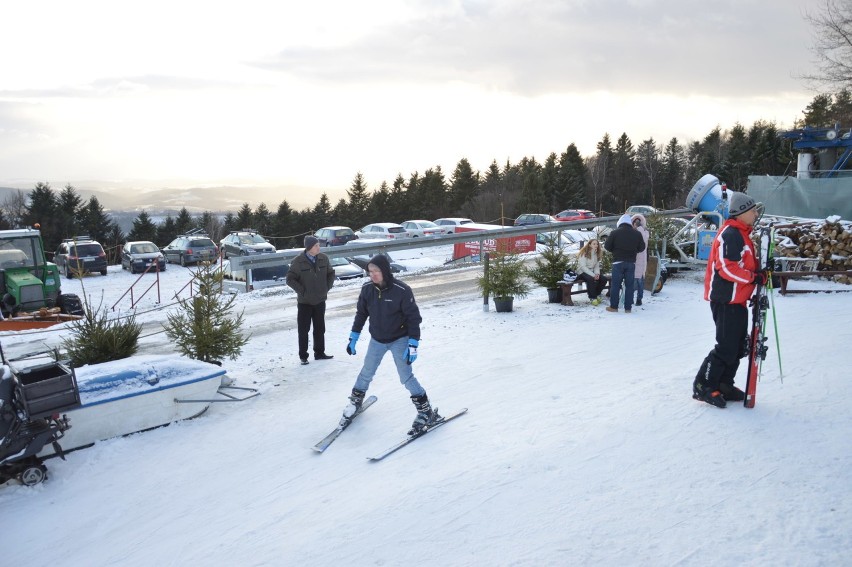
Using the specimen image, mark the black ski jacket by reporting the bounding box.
[351,255,421,343]
[604,223,646,262]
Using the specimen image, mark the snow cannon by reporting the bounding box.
[686,174,730,219]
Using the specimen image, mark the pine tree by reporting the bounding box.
[556,144,589,209]
[128,211,159,242]
[163,262,249,363]
[516,157,545,213]
[611,133,636,211]
[157,215,178,245]
[312,193,333,229]
[235,203,253,230]
[448,158,479,214]
[541,153,559,212]
[79,196,113,243]
[720,123,751,189]
[175,207,194,235]
[347,173,371,228]
[659,138,687,208]
[62,300,142,366]
[57,184,83,241]
[419,167,448,219]
[23,182,60,250]
[253,203,272,235]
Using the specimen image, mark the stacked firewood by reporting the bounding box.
[773,218,852,284]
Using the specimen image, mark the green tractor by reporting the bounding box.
[0,227,82,317]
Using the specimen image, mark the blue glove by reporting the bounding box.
[346,331,360,355]
[405,338,419,365]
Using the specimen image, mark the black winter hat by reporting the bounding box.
[304,235,319,250]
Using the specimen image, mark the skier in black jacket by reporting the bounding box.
[341,254,440,434]
[604,213,646,313]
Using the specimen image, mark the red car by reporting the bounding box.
[555,209,596,222]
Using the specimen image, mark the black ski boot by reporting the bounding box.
[342,389,366,421]
[409,394,441,435]
[692,381,726,408]
[719,382,745,402]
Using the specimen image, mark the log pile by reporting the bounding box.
[772,218,852,284]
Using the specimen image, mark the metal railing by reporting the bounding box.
[229,209,692,275]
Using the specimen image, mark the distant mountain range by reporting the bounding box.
[0,184,337,214]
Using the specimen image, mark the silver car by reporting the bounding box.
[401,220,448,237]
[121,241,166,274]
[330,256,365,280]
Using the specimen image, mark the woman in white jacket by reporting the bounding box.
[576,239,609,305]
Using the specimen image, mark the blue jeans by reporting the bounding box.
[635,277,645,302]
[353,336,426,396]
[610,261,636,310]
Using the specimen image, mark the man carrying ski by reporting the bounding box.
[342,254,441,433]
[693,191,767,408]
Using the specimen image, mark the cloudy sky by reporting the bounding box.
[0,0,820,203]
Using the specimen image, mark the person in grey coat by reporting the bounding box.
[631,213,650,306]
[604,214,646,313]
[286,235,335,364]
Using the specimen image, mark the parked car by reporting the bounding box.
[346,252,407,273]
[555,209,596,222]
[400,220,448,237]
[513,213,558,226]
[314,226,358,247]
[626,205,658,216]
[121,241,166,274]
[331,256,365,280]
[433,218,474,233]
[219,258,288,293]
[54,237,108,278]
[162,233,219,266]
[355,223,410,240]
[220,230,276,258]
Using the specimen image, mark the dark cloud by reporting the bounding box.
[257,0,812,96]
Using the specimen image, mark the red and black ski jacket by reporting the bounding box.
[703,218,758,306]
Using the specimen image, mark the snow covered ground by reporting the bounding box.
[1,245,850,566]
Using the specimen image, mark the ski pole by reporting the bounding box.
[767,227,783,380]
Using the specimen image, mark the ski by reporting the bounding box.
[312,395,377,453]
[744,226,774,408]
[367,408,468,462]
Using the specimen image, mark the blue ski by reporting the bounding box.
[312,395,378,453]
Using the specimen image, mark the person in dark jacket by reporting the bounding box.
[341,254,440,434]
[604,214,646,313]
[693,192,765,408]
[286,235,336,364]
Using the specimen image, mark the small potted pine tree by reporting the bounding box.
[527,234,573,303]
[476,251,531,312]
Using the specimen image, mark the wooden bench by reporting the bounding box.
[557,279,611,306]
[774,270,852,295]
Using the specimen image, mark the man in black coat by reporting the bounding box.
[286,235,336,364]
[604,213,646,313]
